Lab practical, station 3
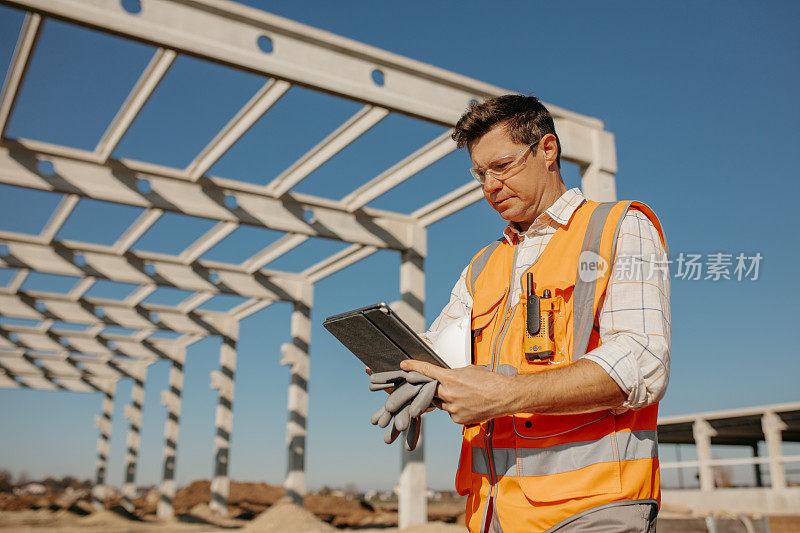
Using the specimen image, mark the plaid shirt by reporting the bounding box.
[424,188,671,411]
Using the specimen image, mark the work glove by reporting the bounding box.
[368,370,438,451]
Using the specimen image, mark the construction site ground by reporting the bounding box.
[1,481,798,532]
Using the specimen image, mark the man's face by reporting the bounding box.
[469,125,551,228]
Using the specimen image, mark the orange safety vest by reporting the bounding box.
[455,200,668,533]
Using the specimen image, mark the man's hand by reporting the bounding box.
[399,360,512,425]
[403,358,629,422]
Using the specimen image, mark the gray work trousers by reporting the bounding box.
[549,501,658,532]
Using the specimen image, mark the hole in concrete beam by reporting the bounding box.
[37,160,55,176]
[371,69,385,87]
[257,35,274,54]
[136,178,152,194]
[120,0,142,15]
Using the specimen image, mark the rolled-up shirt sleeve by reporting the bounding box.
[583,208,671,411]
[420,265,472,346]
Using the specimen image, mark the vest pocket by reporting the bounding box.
[512,412,622,502]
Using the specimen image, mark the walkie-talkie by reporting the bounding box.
[524,273,554,361]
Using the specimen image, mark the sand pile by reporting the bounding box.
[400,524,468,533]
[0,508,64,528]
[182,503,241,527]
[243,500,333,532]
[80,505,140,525]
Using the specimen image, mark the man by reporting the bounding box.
[398,95,670,532]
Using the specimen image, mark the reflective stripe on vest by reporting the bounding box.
[572,201,625,358]
[471,430,658,478]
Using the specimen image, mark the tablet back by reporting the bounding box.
[323,303,449,372]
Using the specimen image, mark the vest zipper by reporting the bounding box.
[482,242,519,527]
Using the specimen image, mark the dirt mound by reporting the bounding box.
[173,480,211,514]
[304,494,369,523]
[243,500,333,532]
[172,480,285,515]
[0,493,52,511]
[231,482,285,506]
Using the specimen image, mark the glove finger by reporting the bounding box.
[404,416,421,451]
[404,371,434,384]
[369,382,395,391]
[409,380,438,418]
[370,406,387,425]
[369,370,408,384]
[377,409,393,428]
[385,382,422,412]
[394,402,412,432]
[384,424,401,444]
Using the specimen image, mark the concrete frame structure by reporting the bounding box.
[659,402,800,515]
[0,0,617,526]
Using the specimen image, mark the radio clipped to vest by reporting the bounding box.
[524,272,555,362]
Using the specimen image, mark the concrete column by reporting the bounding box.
[693,418,717,491]
[396,226,427,529]
[157,350,186,519]
[121,369,147,511]
[92,381,116,510]
[281,285,313,505]
[209,321,239,514]
[762,411,788,489]
[579,129,617,202]
[752,443,764,488]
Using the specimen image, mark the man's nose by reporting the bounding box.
[482,173,503,193]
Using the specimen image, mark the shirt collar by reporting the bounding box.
[502,187,586,243]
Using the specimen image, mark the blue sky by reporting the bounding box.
[0,1,798,491]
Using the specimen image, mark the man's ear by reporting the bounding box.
[540,133,559,170]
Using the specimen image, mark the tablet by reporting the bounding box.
[323,303,450,373]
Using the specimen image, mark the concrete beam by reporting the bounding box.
[94,48,177,162]
[0,12,41,136]
[0,230,306,302]
[0,289,230,336]
[0,140,417,251]
[693,418,718,492]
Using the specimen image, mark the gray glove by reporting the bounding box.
[368,370,438,450]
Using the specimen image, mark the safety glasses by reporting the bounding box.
[470,141,539,185]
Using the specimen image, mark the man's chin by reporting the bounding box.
[493,205,521,222]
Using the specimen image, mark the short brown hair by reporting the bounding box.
[452,94,561,167]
